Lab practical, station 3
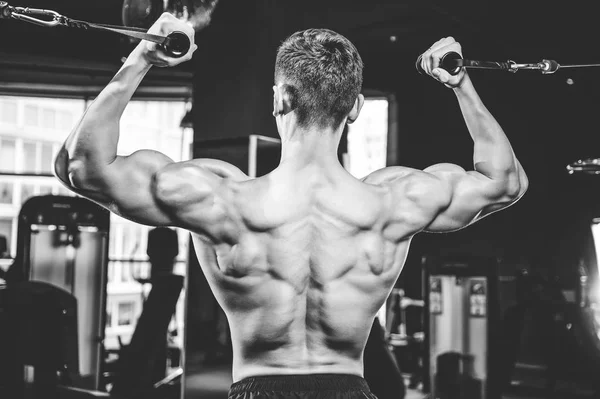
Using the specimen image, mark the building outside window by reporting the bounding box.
[0,94,192,350]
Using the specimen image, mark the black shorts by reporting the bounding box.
[228,374,378,399]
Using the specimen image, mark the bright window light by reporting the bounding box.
[346,97,388,179]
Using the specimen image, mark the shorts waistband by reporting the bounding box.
[229,374,370,393]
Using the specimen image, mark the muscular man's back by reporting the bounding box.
[180,163,410,381]
[54,20,528,398]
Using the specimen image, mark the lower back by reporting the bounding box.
[225,276,376,382]
[218,245,406,382]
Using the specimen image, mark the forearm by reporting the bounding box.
[55,44,151,187]
[454,75,522,183]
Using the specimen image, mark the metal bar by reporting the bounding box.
[559,64,600,69]
[5,2,170,45]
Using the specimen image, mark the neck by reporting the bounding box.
[279,123,344,169]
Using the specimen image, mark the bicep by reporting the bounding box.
[423,163,518,232]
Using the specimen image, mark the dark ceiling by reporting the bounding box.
[1,0,598,70]
[2,0,599,101]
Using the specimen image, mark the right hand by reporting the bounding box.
[139,12,197,68]
[419,37,466,89]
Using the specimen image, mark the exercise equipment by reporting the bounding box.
[385,288,425,390]
[0,1,191,58]
[416,51,600,76]
[0,281,79,398]
[16,195,110,391]
[423,255,506,399]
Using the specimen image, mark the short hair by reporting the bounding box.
[275,28,363,129]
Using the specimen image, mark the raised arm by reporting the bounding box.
[53,13,198,226]
[416,37,528,232]
[364,37,528,238]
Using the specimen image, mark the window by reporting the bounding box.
[0,182,13,204]
[107,262,115,284]
[37,184,54,196]
[346,97,388,179]
[0,138,16,172]
[120,261,133,282]
[117,302,136,326]
[0,99,17,124]
[106,305,114,328]
[58,111,74,131]
[24,104,39,126]
[0,218,12,254]
[122,224,142,258]
[57,185,71,196]
[40,143,54,174]
[108,223,119,259]
[0,95,191,352]
[41,109,56,129]
[22,141,38,173]
[21,183,36,205]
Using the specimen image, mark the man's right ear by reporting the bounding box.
[347,94,365,124]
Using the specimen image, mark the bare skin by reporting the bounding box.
[54,17,528,382]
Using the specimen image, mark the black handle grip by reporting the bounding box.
[162,31,191,58]
[415,51,463,76]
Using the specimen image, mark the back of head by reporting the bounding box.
[275,28,364,129]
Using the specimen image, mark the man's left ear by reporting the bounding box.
[347,94,365,124]
[273,84,297,116]
[273,85,284,116]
